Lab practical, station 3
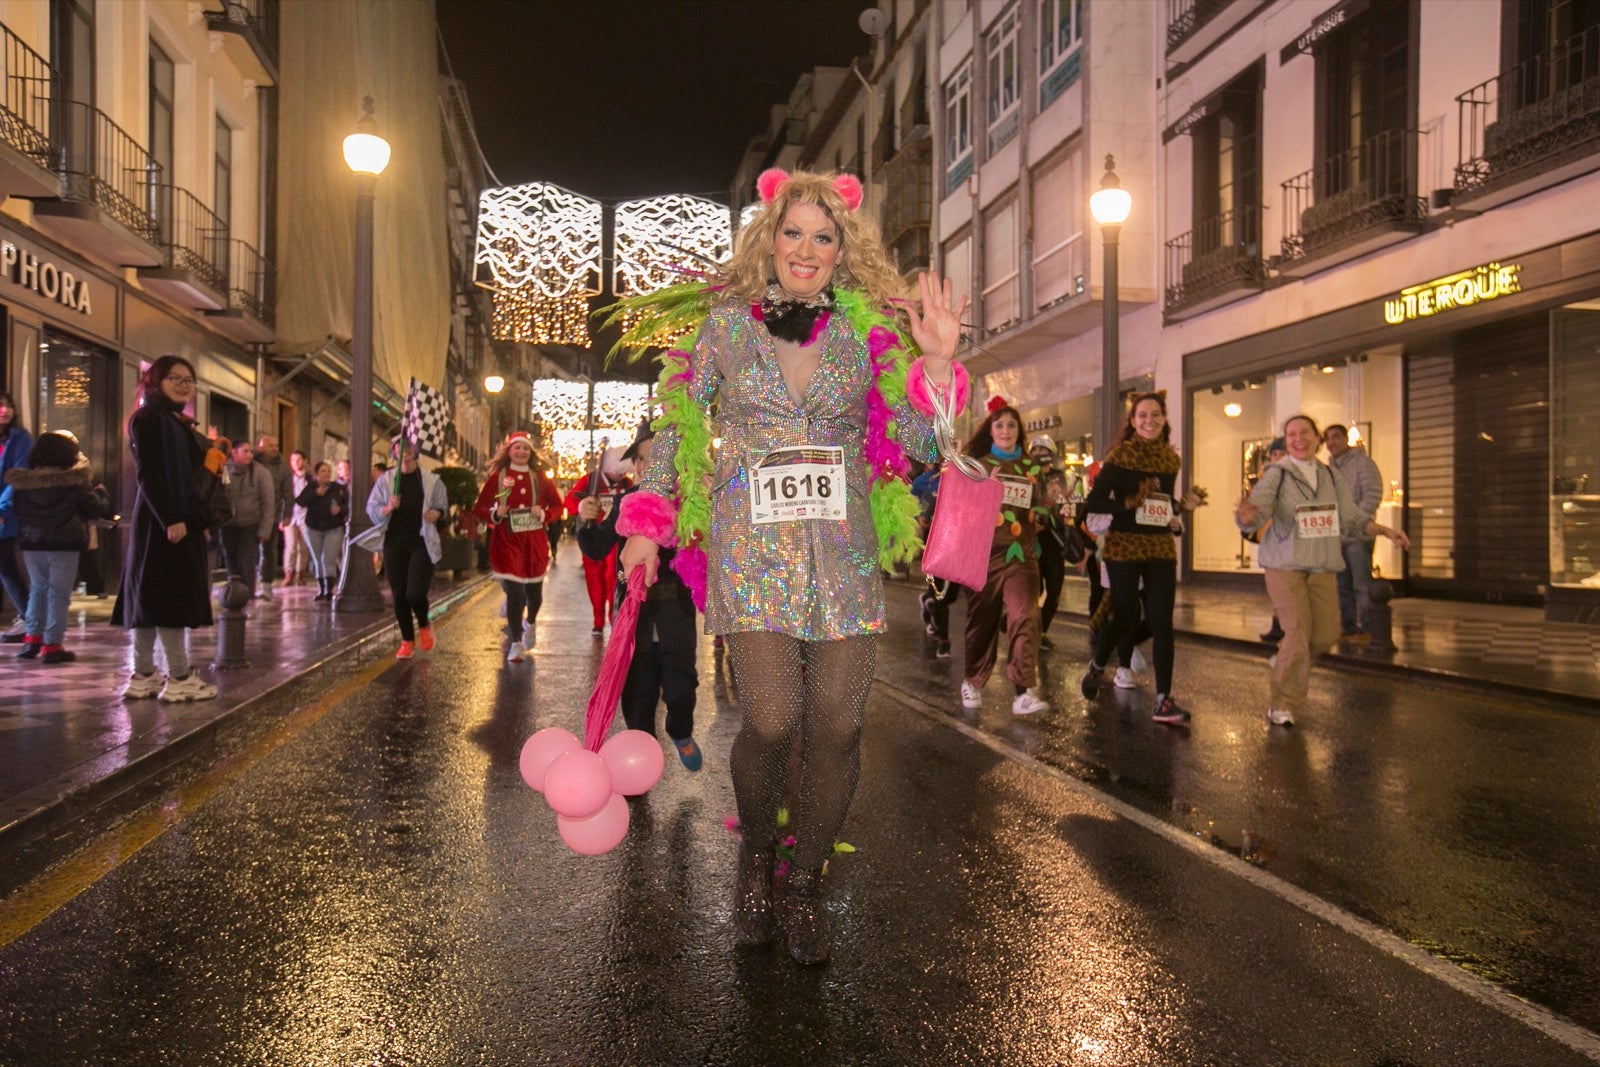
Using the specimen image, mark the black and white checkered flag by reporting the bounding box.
[403,378,450,459]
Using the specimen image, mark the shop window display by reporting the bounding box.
[1551,306,1600,589]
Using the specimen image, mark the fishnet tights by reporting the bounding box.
[726,632,876,871]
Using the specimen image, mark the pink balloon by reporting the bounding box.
[542,749,613,819]
[519,727,580,793]
[557,792,630,855]
[599,730,665,796]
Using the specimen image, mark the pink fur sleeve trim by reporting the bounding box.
[616,490,679,547]
[906,358,970,416]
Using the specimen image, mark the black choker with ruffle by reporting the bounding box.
[757,283,834,344]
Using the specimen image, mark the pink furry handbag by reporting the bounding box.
[920,385,1002,591]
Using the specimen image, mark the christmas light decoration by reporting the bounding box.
[529,379,591,432]
[613,194,732,344]
[591,381,651,432]
[739,201,762,233]
[475,182,601,345]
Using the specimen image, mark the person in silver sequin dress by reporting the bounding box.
[618,170,969,965]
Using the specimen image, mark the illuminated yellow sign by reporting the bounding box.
[1384,262,1520,325]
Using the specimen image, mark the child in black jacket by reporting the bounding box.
[0,432,112,662]
[576,429,702,770]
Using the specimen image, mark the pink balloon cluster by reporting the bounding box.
[518,727,665,854]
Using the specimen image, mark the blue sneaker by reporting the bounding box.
[673,736,703,771]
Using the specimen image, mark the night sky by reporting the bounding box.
[436,0,873,202]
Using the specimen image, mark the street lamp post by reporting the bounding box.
[1089,154,1132,458]
[484,374,505,446]
[335,97,392,614]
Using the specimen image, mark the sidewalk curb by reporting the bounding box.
[0,577,495,859]
[1058,610,1600,714]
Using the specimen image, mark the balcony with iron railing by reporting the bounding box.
[1278,127,1427,276]
[139,184,230,310]
[0,21,58,197]
[204,238,275,343]
[1454,22,1600,210]
[881,136,931,245]
[204,0,278,85]
[32,98,163,266]
[1165,205,1267,319]
[1166,0,1269,64]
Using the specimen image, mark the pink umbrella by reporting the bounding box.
[583,567,649,752]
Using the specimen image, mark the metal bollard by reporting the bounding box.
[1366,578,1396,652]
[213,578,253,670]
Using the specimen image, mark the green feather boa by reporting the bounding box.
[605,282,923,568]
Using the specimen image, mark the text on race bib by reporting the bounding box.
[996,475,1033,510]
[750,446,846,524]
[1136,493,1173,526]
[1295,503,1338,539]
[508,508,542,533]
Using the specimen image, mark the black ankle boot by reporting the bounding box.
[733,841,776,946]
[781,867,831,965]
[315,579,331,601]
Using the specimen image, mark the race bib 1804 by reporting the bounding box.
[1136,493,1173,526]
[749,446,847,524]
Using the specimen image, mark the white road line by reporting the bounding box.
[874,681,1600,1064]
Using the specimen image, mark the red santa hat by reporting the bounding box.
[504,430,534,448]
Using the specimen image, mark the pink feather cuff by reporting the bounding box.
[616,490,679,547]
[906,358,970,416]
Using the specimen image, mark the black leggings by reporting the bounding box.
[622,592,699,740]
[501,579,544,640]
[384,538,435,641]
[0,538,29,616]
[726,633,875,871]
[1091,559,1177,695]
[1038,540,1065,632]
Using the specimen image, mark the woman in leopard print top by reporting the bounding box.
[1078,393,1204,725]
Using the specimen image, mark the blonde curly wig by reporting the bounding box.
[716,170,910,310]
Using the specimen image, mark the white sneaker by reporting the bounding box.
[960,680,983,709]
[124,672,164,700]
[1129,642,1151,673]
[3,618,26,638]
[522,626,537,652]
[1112,667,1139,690]
[1011,688,1049,716]
[506,644,524,663]
[159,672,218,703]
[1267,706,1295,726]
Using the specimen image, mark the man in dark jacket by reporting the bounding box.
[576,426,702,771]
[224,440,276,599]
[254,434,293,598]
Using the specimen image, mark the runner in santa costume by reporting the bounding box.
[472,430,565,662]
[565,449,630,635]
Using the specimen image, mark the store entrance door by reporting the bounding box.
[40,329,121,595]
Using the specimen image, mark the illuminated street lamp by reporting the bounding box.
[1089,154,1132,457]
[336,97,390,614]
[484,373,505,444]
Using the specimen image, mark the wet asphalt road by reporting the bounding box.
[0,560,1597,1066]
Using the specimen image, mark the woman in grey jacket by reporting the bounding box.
[1235,415,1409,728]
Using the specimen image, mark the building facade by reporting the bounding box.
[0,0,278,589]
[1162,0,1600,621]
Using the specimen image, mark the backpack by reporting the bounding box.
[195,464,233,529]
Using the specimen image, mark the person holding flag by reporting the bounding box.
[355,435,448,658]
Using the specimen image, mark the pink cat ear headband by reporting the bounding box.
[756,168,863,212]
